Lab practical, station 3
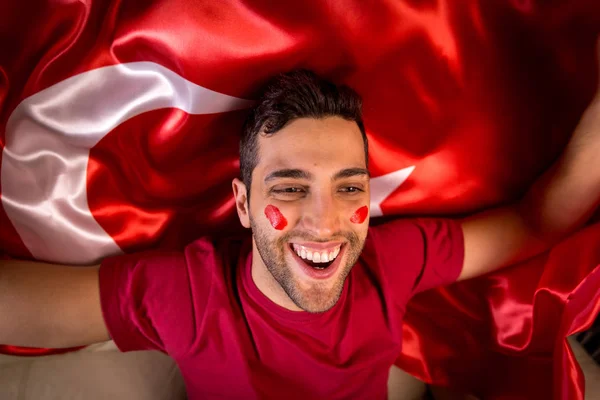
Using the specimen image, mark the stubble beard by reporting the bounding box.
[250,216,365,313]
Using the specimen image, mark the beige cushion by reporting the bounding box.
[0,341,186,400]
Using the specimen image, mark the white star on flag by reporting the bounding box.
[369,166,416,217]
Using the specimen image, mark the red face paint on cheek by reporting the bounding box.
[350,206,369,224]
[264,205,288,230]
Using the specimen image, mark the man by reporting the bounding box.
[0,58,599,399]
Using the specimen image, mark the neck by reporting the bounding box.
[250,240,303,312]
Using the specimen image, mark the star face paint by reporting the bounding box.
[350,206,369,224]
[264,205,288,230]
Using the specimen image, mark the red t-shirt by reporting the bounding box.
[99,218,464,399]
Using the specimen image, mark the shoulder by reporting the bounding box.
[367,218,424,242]
[360,218,425,276]
[184,234,250,266]
[359,217,464,296]
[367,217,462,250]
[363,217,463,272]
[101,234,249,272]
[365,218,426,259]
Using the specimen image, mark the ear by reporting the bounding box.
[232,178,251,228]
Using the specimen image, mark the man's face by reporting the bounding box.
[234,117,370,313]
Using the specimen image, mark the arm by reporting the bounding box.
[0,260,110,348]
[459,40,600,281]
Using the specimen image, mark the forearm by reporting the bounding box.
[461,100,600,280]
[0,260,107,348]
[519,99,600,243]
[457,42,600,281]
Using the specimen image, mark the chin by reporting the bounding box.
[286,273,348,313]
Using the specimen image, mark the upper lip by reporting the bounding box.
[289,241,344,250]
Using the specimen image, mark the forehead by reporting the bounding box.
[255,117,366,176]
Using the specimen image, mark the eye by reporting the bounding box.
[270,186,307,200]
[273,187,305,194]
[339,186,364,194]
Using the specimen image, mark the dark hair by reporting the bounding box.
[240,69,368,193]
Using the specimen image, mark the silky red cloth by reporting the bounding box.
[0,1,599,399]
[98,219,464,399]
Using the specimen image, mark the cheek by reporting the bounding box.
[350,206,369,224]
[264,205,288,230]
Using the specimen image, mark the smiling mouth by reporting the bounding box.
[289,243,343,270]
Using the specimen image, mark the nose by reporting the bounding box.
[300,191,341,238]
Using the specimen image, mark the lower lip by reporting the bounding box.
[289,245,345,280]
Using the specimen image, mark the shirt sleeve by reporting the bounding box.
[369,218,464,297]
[98,241,212,357]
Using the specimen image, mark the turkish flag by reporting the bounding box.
[1,1,599,399]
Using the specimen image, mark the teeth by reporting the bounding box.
[292,244,341,263]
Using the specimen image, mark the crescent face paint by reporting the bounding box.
[350,206,369,224]
[264,205,288,230]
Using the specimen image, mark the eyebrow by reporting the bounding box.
[264,169,313,182]
[332,168,370,180]
[264,167,370,183]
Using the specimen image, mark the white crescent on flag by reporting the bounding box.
[1,62,414,265]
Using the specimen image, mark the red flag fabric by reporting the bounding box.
[1,1,599,398]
